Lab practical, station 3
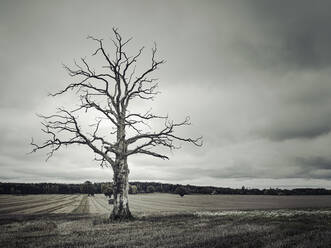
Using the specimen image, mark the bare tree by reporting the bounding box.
[31,28,202,220]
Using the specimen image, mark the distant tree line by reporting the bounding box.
[0,181,330,196]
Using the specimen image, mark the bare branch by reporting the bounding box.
[31,108,116,166]
[126,116,202,158]
[32,28,202,169]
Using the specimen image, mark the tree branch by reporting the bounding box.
[32,28,202,168]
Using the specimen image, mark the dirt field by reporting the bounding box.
[0,194,331,247]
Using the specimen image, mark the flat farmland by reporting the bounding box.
[128,193,331,214]
[0,194,83,215]
[1,193,331,216]
[1,194,331,248]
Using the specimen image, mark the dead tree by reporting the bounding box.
[31,28,202,220]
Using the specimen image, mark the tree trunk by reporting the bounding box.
[110,158,133,220]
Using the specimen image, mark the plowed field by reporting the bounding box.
[1,193,331,216]
[1,194,331,247]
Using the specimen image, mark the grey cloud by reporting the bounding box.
[249,70,331,142]
[231,1,331,70]
[293,156,331,180]
[258,120,331,141]
[284,29,331,69]
[171,155,331,181]
[296,156,331,170]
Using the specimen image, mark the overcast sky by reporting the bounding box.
[1,0,331,189]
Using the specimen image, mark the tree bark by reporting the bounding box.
[30,29,202,220]
[110,158,133,220]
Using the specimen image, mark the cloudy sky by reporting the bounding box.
[1,0,331,189]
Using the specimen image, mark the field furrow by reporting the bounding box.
[88,196,109,214]
[0,194,47,204]
[31,196,81,214]
[93,195,111,212]
[52,195,83,214]
[13,195,78,214]
[0,195,72,208]
[0,195,73,214]
[0,193,331,216]
[71,195,89,214]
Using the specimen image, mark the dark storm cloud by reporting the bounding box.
[294,156,331,180]
[251,70,331,142]
[235,0,331,142]
[296,156,331,170]
[239,0,331,69]
[258,116,331,141]
[267,126,331,142]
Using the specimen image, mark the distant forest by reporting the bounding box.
[0,182,330,196]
